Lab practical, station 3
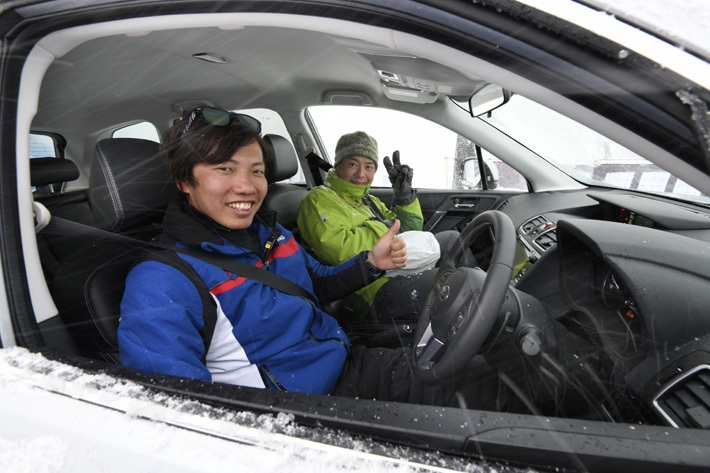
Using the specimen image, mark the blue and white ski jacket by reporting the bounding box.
[119,202,375,395]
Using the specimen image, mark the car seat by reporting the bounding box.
[42,137,180,362]
[31,156,79,194]
[31,157,93,225]
[90,137,181,238]
[261,133,308,233]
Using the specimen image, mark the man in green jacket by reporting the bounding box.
[297,131,464,320]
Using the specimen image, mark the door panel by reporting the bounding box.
[369,188,521,233]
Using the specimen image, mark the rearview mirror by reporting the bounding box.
[469,84,511,117]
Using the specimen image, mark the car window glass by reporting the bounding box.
[236,108,306,185]
[112,121,160,142]
[457,138,528,191]
[308,105,527,191]
[480,94,707,203]
[29,133,56,158]
[460,148,528,191]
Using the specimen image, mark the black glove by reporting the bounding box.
[383,150,416,206]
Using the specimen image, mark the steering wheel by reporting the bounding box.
[411,210,516,385]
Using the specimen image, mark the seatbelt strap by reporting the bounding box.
[305,151,332,186]
[172,245,317,304]
[362,194,393,229]
[142,246,218,362]
[44,216,319,306]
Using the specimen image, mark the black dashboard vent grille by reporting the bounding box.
[534,230,557,250]
[521,215,547,234]
[653,365,710,429]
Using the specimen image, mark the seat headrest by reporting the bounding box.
[89,138,181,233]
[264,134,298,183]
[30,157,80,187]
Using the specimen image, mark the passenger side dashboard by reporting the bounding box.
[497,187,710,427]
[500,188,710,285]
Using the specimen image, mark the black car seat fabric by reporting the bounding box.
[39,138,178,282]
[90,138,181,238]
[32,157,92,292]
[265,133,299,183]
[261,133,308,232]
[42,138,181,361]
[48,221,144,362]
[31,157,93,225]
[31,157,80,194]
[46,217,217,363]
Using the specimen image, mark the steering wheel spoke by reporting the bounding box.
[412,211,516,385]
[415,330,445,365]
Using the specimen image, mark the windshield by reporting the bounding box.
[480,94,709,204]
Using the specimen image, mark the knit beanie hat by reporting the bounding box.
[333,131,378,169]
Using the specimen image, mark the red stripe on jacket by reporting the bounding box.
[209,237,300,296]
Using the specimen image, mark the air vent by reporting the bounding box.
[534,230,557,251]
[521,215,548,235]
[653,365,710,429]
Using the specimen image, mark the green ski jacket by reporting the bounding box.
[297,169,423,306]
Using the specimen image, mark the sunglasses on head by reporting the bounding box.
[180,107,262,138]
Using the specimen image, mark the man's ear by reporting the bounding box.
[176,180,189,194]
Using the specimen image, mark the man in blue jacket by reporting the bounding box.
[118,107,523,410]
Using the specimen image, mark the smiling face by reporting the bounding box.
[335,156,377,186]
[177,140,267,229]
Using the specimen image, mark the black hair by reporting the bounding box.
[161,107,274,188]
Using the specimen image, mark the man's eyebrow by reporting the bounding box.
[223,158,265,167]
[345,156,374,164]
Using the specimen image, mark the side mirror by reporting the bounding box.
[468,84,511,117]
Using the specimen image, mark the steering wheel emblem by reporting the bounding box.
[413,211,515,386]
[439,284,450,300]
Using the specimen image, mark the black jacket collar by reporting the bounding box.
[162,200,278,249]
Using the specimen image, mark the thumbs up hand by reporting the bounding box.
[368,219,407,270]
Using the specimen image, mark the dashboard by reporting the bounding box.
[506,190,710,284]
[492,187,710,427]
[511,204,656,284]
[613,207,654,227]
